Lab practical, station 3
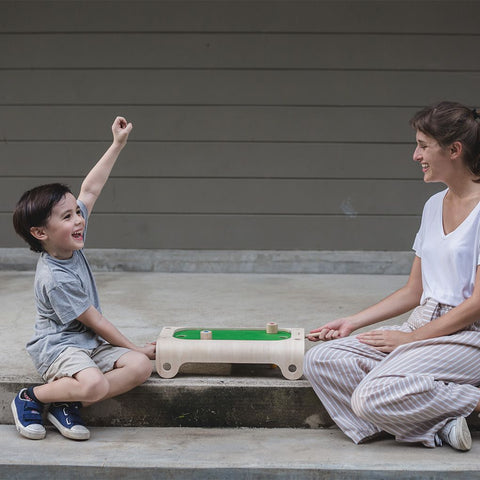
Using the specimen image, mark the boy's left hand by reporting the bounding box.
[136,341,156,360]
[112,116,133,147]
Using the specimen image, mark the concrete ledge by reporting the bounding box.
[0,371,332,429]
[2,426,480,479]
[0,248,414,274]
[3,372,479,430]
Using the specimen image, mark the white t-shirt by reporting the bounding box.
[413,188,480,306]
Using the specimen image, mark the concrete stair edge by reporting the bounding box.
[0,373,333,429]
[1,426,480,480]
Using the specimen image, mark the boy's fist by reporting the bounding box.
[112,116,133,146]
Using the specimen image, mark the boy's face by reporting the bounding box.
[31,193,85,259]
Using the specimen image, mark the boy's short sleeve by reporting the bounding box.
[77,199,89,242]
[48,280,92,325]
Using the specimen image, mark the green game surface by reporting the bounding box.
[173,329,291,341]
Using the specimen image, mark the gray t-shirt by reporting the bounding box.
[26,200,104,375]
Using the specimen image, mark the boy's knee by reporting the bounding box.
[136,354,153,381]
[80,373,110,403]
[121,351,153,383]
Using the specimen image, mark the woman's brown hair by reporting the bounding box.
[410,101,480,180]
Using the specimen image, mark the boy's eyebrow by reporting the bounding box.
[58,205,78,216]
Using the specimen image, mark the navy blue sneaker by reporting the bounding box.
[47,402,90,440]
[11,388,46,440]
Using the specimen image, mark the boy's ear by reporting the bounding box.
[30,226,47,241]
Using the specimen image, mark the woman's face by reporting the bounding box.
[413,131,452,183]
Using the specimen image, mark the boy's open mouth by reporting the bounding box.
[72,230,83,240]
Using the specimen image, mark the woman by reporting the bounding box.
[305,101,480,450]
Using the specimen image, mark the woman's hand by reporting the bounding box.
[356,329,413,353]
[307,317,356,342]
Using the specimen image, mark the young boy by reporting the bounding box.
[11,117,155,441]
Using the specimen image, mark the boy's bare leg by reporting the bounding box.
[84,351,152,406]
[32,351,152,405]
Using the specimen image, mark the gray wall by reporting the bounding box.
[1,0,478,251]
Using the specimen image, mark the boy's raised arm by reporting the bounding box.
[78,116,132,215]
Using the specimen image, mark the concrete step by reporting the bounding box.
[3,370,480,430]
[2,425,480,479]
[0,366,332,429]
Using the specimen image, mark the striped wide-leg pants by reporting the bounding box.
[304,299,480,447]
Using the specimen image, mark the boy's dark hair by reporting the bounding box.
[13,183,73,252]
[410,101,480,180]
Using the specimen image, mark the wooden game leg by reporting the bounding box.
[158,360,180,379]
[278,361,303,380]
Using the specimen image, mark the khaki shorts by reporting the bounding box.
[42,344,131,383]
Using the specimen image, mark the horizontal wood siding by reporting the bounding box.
[0,214,419,250]
[0,106,425,142]
[3,34,480,70]
[2,1,479,34]
[2,0,478,251]
[2,70,480,106]
[0,142,420,179]
[0,177,439,214]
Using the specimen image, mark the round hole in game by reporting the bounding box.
[288,364,297,373]
[177,335,187,338]
[163,363,172,371]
